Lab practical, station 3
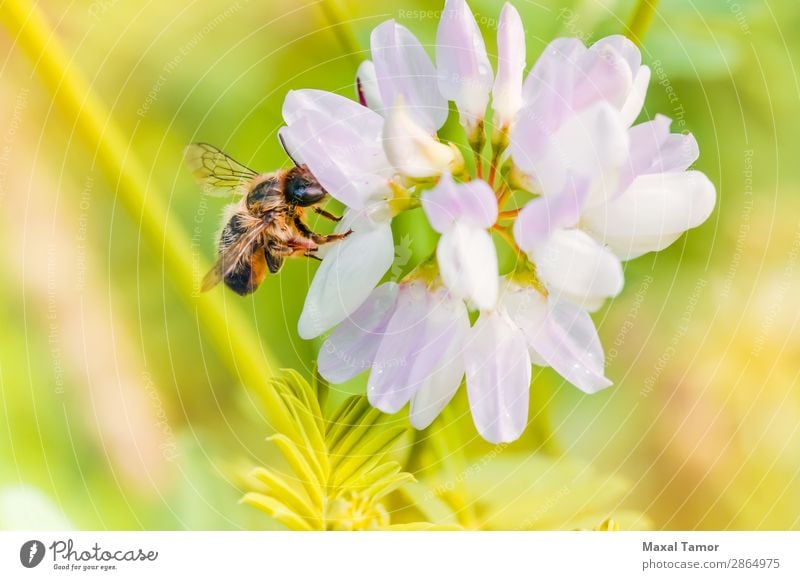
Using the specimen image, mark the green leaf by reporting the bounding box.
[365,471,416,501]
[334,428,408,488]
[250,467,322,528]
[267,434,325,509]
[241,492,315,531]
[243,371,438,530]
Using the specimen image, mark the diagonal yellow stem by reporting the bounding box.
[626,0,661,47]
[318,0,364,67]
[1,0,283,410]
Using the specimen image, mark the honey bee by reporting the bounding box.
[185,142,350,295]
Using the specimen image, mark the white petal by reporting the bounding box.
[355,60,385,112]
[581,170,716,260]
[282,111,392,209]
[620,65,651,127]
[437,224,499,310]
[408,292,470,429]
[298,221,394,339]
[512,39,586,167]
[630,116,699,175]
[590,35,642,72]
[465,312,531,443]
[367,283,430,413]
[586,37,648,125]
[522,37,586,107]
[502,287,611,393]
[530,228,624,309]
[383,98,455,178]
[513,180,587,251]
[283,89,383,141]
[549,299,605,375]
[421,172,498,232]
[615,115,699,195]
[371,20,448,131]
[318,283,399,383]
[515,101,629,197]
[492,3,525,130]
[436,0,493,128]
[527,299,611,393]
[573,41,634,111]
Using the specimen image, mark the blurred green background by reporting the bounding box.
[0,0,798,530]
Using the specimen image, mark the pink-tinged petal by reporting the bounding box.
[356,60,384,112]
[528,299,611,393]
[282,113,392,209]
[518,37,587,143]
[383,98,456,178]
[515,101,629,197]
[513,180,588,250]
[550,101,630,178]
[572,41,634,112]
[436,0,493,128]
[512,39,615,181]
[619,65,651,127]
[530,228,624,309]
[437,224,499,310]
[522,37,586,108]
[617,115,699,192]
[408,291,470,429]
[549,299,605,375]
[318,283,399,383]
[621,115,671,181]
[298,221,394,339]
[465,312,531,443]
[514,35,645,173]
[492,3,526,130]
[283,89,384,141]
[581,170,716,260]
[657,132,699,173]
[502,287,611,393]
[512,39,584,173]
[367,283,430,413]
[292,108,392,177]
[421,173,498,231]
[371,20,448,131]
[590,35,642,73]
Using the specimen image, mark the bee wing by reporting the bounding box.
[185,142,259,197]
[201,219,271,292]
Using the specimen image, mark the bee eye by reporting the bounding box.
[288,175,325,206]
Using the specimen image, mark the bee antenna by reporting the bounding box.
[278,132,301,167]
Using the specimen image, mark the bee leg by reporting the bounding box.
[313,207,342,222]
[312,230,353,244]
[303,252,322,262]
[265,242,294,274]
[293,215,352,245]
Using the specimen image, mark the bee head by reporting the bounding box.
[284,165,326,207]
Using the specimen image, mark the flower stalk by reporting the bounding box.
[318,0,364,67]
[626,0,661,46]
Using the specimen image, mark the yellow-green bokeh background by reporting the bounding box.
[1,0,798,530]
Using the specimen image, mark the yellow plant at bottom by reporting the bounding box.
[242,370,447,530]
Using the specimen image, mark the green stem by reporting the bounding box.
[626,0,661,46]
[318,0,364,68]
[1,0,285,414]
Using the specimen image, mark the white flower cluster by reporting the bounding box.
[279,0,715,442]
